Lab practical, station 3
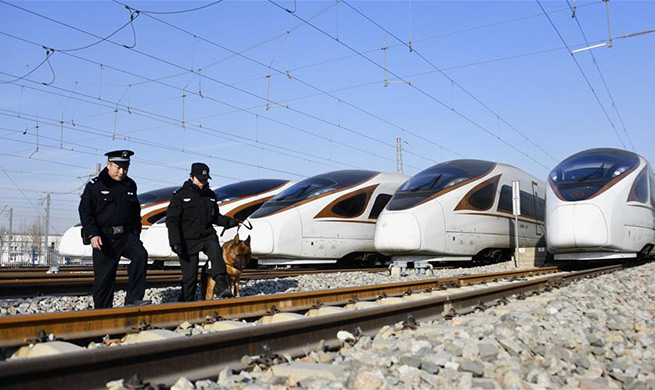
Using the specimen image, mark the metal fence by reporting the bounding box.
[0,239,77,268]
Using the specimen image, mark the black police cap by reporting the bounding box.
[191,162,211,181]
[105,150,134,163]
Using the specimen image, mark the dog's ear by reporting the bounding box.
[245,235,251,245]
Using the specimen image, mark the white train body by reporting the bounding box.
[58,186,177,259]
[142,179,293,262]
[546,148,655,260]
[58,180,292,264]
[247,170,408,265]
[374,160,546,261]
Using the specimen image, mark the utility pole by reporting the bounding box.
[95,163,101,176]
[44,193,51,265]
[396,137,404,174]
[7,208,12,262]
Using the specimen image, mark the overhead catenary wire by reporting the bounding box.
[535,0,627,149]
[341,0,560,164]
[0,162,61,235]
[0,2,438,168]
[565,0,635,151]
[0,30,417,172]
[122,1,463,161]
[267,0,553,172]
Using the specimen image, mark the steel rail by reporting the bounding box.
[0,265,621,390]
[0,268,390,297]
[0,267,557,349]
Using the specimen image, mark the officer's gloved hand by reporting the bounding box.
[171,244,182,255]
[227,218,240,229]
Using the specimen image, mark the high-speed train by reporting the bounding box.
[247,170,408,266]
[58,186,177,259]
[142,178,293,262]
[58,179,292,263]
[374,160,546,262]
[546,148,655,261]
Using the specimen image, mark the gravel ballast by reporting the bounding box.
[0,261,517,316]
[106,261,655,389]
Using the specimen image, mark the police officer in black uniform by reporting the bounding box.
[166,163,239,301]
[78,150,149,309]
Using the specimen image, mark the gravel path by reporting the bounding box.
[106,261,654,390]
[0,262,516,316]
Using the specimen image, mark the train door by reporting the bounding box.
[532,181,543,236]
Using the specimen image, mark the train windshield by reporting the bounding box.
[250,170,377,218]
[213,179,288,203]
[549,149,639,201]
[137,187,177,206]
[387,160,495,211]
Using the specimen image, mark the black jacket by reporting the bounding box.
[78,168,141,243]
[166,180,236,252]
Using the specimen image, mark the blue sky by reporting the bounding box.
[0,0,653,233]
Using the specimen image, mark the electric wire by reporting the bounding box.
[0,31,408,171]
[124,2,462,161]
[132,0,224,15]
[267,0,553,171]
[565,0,635,150]
[341,0,560,164]
[535,0,626,149]
[0,4,435,168]
[0,162,61,235]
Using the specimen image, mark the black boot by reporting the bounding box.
[213,274,234,299]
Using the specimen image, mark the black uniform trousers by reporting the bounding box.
[92,233,147,309]
[178,237,226,302]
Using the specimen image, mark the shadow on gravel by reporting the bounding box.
[240,279,299,296]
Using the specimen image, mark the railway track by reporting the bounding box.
[0,264,628,389]
[0,267,390,297]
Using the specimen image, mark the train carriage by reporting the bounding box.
[142,179,293,262]
[546,148,655,260]
[374,159,546,263]
[247,170,408,266]
[58,179,292,264]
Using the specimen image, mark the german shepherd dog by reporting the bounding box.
[204,235,251,299]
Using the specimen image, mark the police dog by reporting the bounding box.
[204,235,251,299]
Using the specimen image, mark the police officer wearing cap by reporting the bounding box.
[78,150,149,309]
[166,162,239,301]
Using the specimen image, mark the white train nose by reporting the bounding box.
[58,226,93,258]
[141,224,173,258]
[374,213,422,253]
[248,219,274,256]
[547,204,608,248]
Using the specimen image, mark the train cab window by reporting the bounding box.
[497,186,545,220]
[368,194,392,219]
[232,201,265,221]
[628,169,648,203]
[146,211,167,224]
[549,148,639,201]
[214,179,288,203]
[251,170,377,218]
[387,160,495,211]
[331,193,368,217]
[138,186,177,206]
[650,169,655,207]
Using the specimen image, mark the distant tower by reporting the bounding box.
[396,137,404,174]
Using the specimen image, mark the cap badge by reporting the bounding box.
[202,170,207,175]
[121,151,128,158]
